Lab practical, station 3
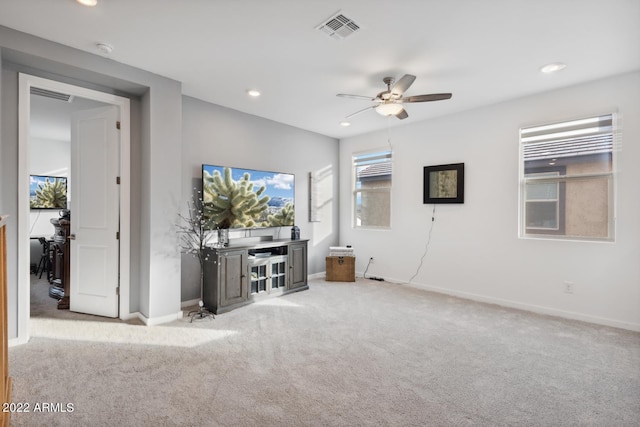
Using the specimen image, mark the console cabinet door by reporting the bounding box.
[219,249,248,306]
[288,242,307,290]
[249,259,269,295]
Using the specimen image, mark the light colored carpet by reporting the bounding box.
[8,277,640,426]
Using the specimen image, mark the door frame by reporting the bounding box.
[17,73,131,344]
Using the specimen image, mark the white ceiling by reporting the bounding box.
[1,0,639,139]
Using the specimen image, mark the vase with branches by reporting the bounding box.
[177,190,215,321]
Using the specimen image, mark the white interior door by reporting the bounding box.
[70,106,120,317]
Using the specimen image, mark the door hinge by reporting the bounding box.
[116,121,121,130]
[116,231,120,240]
[116,287,120,296]
[116,176,121,185]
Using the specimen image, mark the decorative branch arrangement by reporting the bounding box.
[176,190,215,321]
[177,192,209,265]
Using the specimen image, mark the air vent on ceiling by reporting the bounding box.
[30,87,74,103]
[317,11,360,40]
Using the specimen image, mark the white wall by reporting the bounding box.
[181,96,340,302]
[29,137,69,237]
[30,137,69,174]
[339,72,640,331]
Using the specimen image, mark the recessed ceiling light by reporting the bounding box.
[77,0,98,6]
[540,62,567,74]
[340,120,351,127]
[247,89,261,97]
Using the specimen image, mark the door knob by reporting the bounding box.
[68,234,76,240]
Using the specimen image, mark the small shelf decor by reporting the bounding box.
[423,163,465,204]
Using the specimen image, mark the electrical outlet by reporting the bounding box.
[563,281,574,294]
[369,257,374,263]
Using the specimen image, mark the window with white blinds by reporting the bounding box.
[353,150,392,228]
[520,113,616,240]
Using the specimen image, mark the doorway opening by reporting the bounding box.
[17,73,131,344]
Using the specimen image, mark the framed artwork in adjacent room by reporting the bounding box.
[423,163,464,204]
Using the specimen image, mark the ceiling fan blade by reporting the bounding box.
[345,105,375,119]
[395,108,409,120]
[337,94,376,101]
[402,93,452,103]
[391,74,416,96]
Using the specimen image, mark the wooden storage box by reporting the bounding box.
[326,256,355,282]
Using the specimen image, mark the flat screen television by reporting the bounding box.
[202,164,295,229]
[29,175,68,209]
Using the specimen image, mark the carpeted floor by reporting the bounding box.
[8,276,640,426]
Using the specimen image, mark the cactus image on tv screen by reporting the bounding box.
[202,165,294,229]
[29,175,68,209]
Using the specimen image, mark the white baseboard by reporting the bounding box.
[135,310,184,326]
[354,272,640,333]
[119,311,139,321]
[9,336,29,347]
[181,298,200,309]
[308,272,325,280]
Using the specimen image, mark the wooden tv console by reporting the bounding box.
[202,239,308,314]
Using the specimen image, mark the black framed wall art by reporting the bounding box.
[423,163,464,204]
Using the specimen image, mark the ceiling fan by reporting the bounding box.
[337,74,452,120]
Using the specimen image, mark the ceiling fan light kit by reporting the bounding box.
[376,103,404,116]
[338,74,452,121]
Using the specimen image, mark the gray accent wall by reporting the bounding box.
[1,25,182,332]
[180,96,339,302]
[0,25,339,331]
[1,65,19,338]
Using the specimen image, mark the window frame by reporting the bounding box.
[518,113,617,242]
[352,148,392,230]
[523,167,566,235]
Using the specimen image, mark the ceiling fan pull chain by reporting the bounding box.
[387,117,393,152]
